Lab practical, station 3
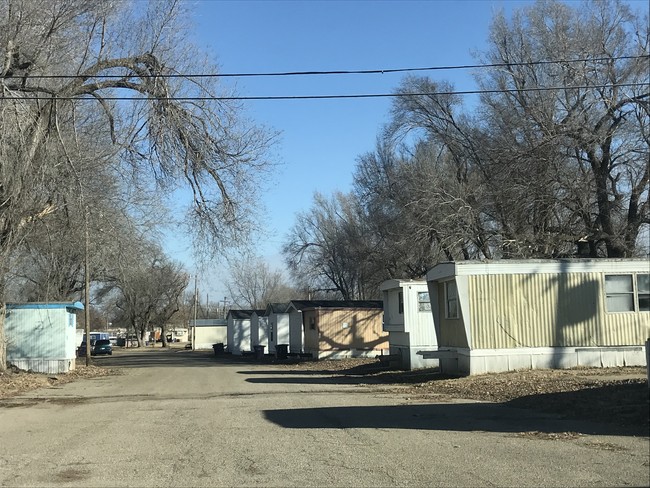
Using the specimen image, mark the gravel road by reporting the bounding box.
[0,348,647,487]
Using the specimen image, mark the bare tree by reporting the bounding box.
[477,0,649,257]
[226,254,295,309]
[0,0,275,369]
[283,192,382,300]
[111,247,188,348]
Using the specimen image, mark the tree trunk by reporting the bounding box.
[0,302,6,371]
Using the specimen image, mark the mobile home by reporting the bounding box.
[381,279,438,370]
[424,259,649,375]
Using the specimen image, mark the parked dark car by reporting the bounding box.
[92,339,113,356]
[77,340,92,357]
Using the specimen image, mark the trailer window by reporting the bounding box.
[445,281,459,319]
[605,274,649,312]
[638,274,649,312]
[605,275,634,312]
[417,292,431,312]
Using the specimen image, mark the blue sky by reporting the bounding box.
[167,0,646,301]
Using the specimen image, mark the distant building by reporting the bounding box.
[189,319,227,350]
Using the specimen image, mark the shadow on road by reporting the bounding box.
[95,349,218,368]
[263,400,646,438]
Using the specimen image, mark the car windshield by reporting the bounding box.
[96,340,110,346]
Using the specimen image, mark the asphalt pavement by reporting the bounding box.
[0,348,647,487]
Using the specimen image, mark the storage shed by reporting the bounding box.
[424,259,650,375]
[288,300,387,359]
[5,301,84,374]
[226,310,255,355]
[265,303,291,355]
[190,319,227,350]
[380,279,438,370]
[250,310,268,350]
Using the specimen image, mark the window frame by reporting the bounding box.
[444,280,459,319]
[604,273,650,313]
[417,291,431,312]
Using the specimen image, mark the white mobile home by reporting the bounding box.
[5,301,84,374]
[381,280,438,370]
[265,303,291,355]
[226,310,255,355]
[190,319,227,350]
[425,259,649,376]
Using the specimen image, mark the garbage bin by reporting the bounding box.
[276,344,288,360]
[212,343,225,356]
[253,345,265,360]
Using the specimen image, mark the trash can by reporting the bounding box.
[253,345,265,360]
[212,343,225,356]
[276,344,288,360]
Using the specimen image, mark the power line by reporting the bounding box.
[7,54,649,80]
[1,82,647,101]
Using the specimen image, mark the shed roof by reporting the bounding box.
[227,309,256,319]
[379,279,427,291]
[265,302,291,315]
[6,301,84,310]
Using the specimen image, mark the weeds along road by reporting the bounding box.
[0,348,648,487]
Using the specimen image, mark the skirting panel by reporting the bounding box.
[440,346,646,376]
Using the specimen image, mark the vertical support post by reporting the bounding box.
[84,205,91,366]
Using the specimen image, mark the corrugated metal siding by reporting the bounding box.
[469,272,647,349]
[5,307,76,373]
[317,309,387,352]
[6,308,66,357]
[437,285,468,348]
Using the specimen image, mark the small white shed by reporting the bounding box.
[265,303,291,355]
[250,310,268,350]
[380,279,438,370]
[5,301,84,374]
[226,310,255,355]
[190,319,227,350]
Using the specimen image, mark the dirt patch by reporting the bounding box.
[276,358,649,431]
[0,364,117,400]
[51,468,91,483]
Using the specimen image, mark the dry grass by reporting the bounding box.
[0,364,117,400]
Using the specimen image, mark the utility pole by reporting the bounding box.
[192,275,198,350]
[84,205,91,366]
[221,297,229,319]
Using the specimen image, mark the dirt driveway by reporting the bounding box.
[0,349,648,487]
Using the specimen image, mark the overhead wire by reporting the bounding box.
[2,83,648,101]
[0,54,647,101]
[11,54,650,79]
